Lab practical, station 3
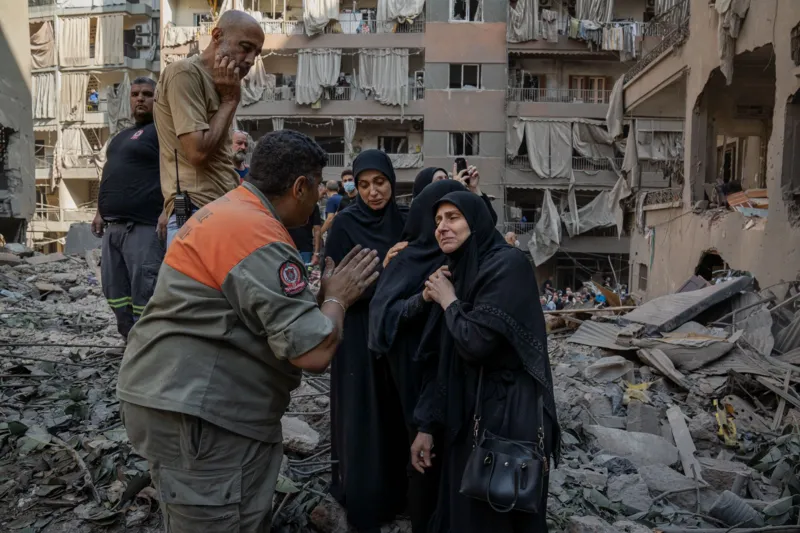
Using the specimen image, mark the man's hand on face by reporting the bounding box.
[214,54,241,104]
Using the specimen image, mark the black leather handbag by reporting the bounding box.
[459,368,548,513]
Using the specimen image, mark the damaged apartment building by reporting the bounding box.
[28,0,160,251]
[508,0,684,290]
[1,1,36,244]
[618,0,800,301]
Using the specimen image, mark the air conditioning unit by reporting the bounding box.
[645,0,656,8]
[135,23,151,36]
[412,122,422,132]
[134,35,152,48]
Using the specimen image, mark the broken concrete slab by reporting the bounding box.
[637,348,690,390]
[281,416,320,454]
[606,473,652,514]
[632,323,741,371]
[584,425,679,467]
[0,252,22,266]
[638,464,719,512]
[560,467,609,488]
[584,395,627,430]
[623,276,753,332]
[698,457,753,492]
[584,356,635,382]
[34,282,64,293]
[568,321,638,351]
[64,222,101,256]
[566,516,622,533]
[626,401,661,435]
[612,520,650,533]
[666,405,704,483]
[3,243,34,257]
[25,252,68,266]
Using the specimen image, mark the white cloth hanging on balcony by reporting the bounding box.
[622,120,640,187]
[540,10,559,43]
[33,74,56,120]
[303,0,339,36]
[376,0,425,33]
[388,153,423,169]
[606,77,625,140]
[576,0,614,23]
[506,119,526,158]
[106,72,132,136]
[272,118,285,131]
[357,49,410,107]
[58,16,90,67]
[523,121,571,179]
[529,190,561,266]
[296,49,342,105]
[163,25,197,48]
[507,0,538,43]
[343,118,356,165]
[716,0,750,85]
[95,15,125,66]
[59,73,89,122]
[241,56,272,106]
[561,175,631,237]
[60,127,94,168]
[31,21,56,69]
[57,0,127,7]
[572,123,615,160]
[218,0,245,14]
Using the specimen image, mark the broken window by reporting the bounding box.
[449,132,479,156]
[637,263,648,292]
[451,0,482,22]
[193,12,213,26]
[378,136,408,154]
[792,22,800,66]
[782,91,800,220]
[449,64,481,89]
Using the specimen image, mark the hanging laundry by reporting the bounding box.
[569,17,580,39]
[540,9,559,43]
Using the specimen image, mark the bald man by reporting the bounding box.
[154,10,265,247]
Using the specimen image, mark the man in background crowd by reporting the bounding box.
[336,169,356,212]
[153,10,264,247]
[288,202,322,266]
[232,129,250,182]
[320,180,342,235]
[91,77,164,340]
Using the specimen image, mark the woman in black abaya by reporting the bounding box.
[324,149,409,532]
[368,179,468,532]
[411,166,498,224]
[414,191,560,533]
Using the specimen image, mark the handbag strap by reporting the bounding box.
[471,367,485,446]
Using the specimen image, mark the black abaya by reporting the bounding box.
[324,150,409,531]
[411,167,499,225]
[415,192,561,533]
[368,180,467,532]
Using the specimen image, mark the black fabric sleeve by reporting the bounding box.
[443,300,503,361]
[399,292,427,323]
[481,194,498,226]
[413,361,442,434]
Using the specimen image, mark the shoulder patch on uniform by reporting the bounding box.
[278,260,307,296]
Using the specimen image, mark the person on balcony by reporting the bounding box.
[88,89,99,111]
[153,10,265,248]
[91,77,165,341]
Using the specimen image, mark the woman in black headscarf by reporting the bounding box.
[413,191,560,533]
[324,149,409,532]
[411,166,499,225]
[368,179,467,532]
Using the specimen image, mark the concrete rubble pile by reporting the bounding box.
[2,246,800,533]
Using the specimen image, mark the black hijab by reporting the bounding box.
[417,192,560,460]
[412,167,448,199]
[368,180,467,355]
[324,149,408,264]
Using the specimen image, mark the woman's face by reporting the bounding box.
[435,202,472,254]
[357,169,393,210]
[432,170,448,182]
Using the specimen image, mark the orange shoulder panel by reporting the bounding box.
[165,186,294,289]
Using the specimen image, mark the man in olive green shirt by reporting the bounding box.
[154,10,265,248]
[118,130,380,531]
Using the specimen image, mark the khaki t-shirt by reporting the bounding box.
[154,55,239,217]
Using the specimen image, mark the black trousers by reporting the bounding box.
[101,221,165,338]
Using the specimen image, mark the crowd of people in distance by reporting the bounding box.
[539,277,629,311]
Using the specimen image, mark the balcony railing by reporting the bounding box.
[507,88,612,104]
[262,85,424,103]
[326,17,425,34]
[28,0,55,6]
[625,0,690,83]
[504,222,537,235]
[35,154,54,169]
[33,204,96,223]
[507,155,530,169]
[327,153,346,167]
[572,156,624,172]
[643,187,682,206]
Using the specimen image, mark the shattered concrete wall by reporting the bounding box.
[628,0,800,299]
[0,0,36,239]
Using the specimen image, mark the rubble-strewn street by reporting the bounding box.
[2,246,800,533]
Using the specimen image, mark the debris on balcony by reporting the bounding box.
[727,189,769,218]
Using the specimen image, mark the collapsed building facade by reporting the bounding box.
[623,0,800,300]
[1,0,36,243]
[27,0,161,251]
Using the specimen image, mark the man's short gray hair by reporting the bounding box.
[131,77,156,88]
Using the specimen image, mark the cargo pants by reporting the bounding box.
[121,402,283,533]
[101,221,165,339]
